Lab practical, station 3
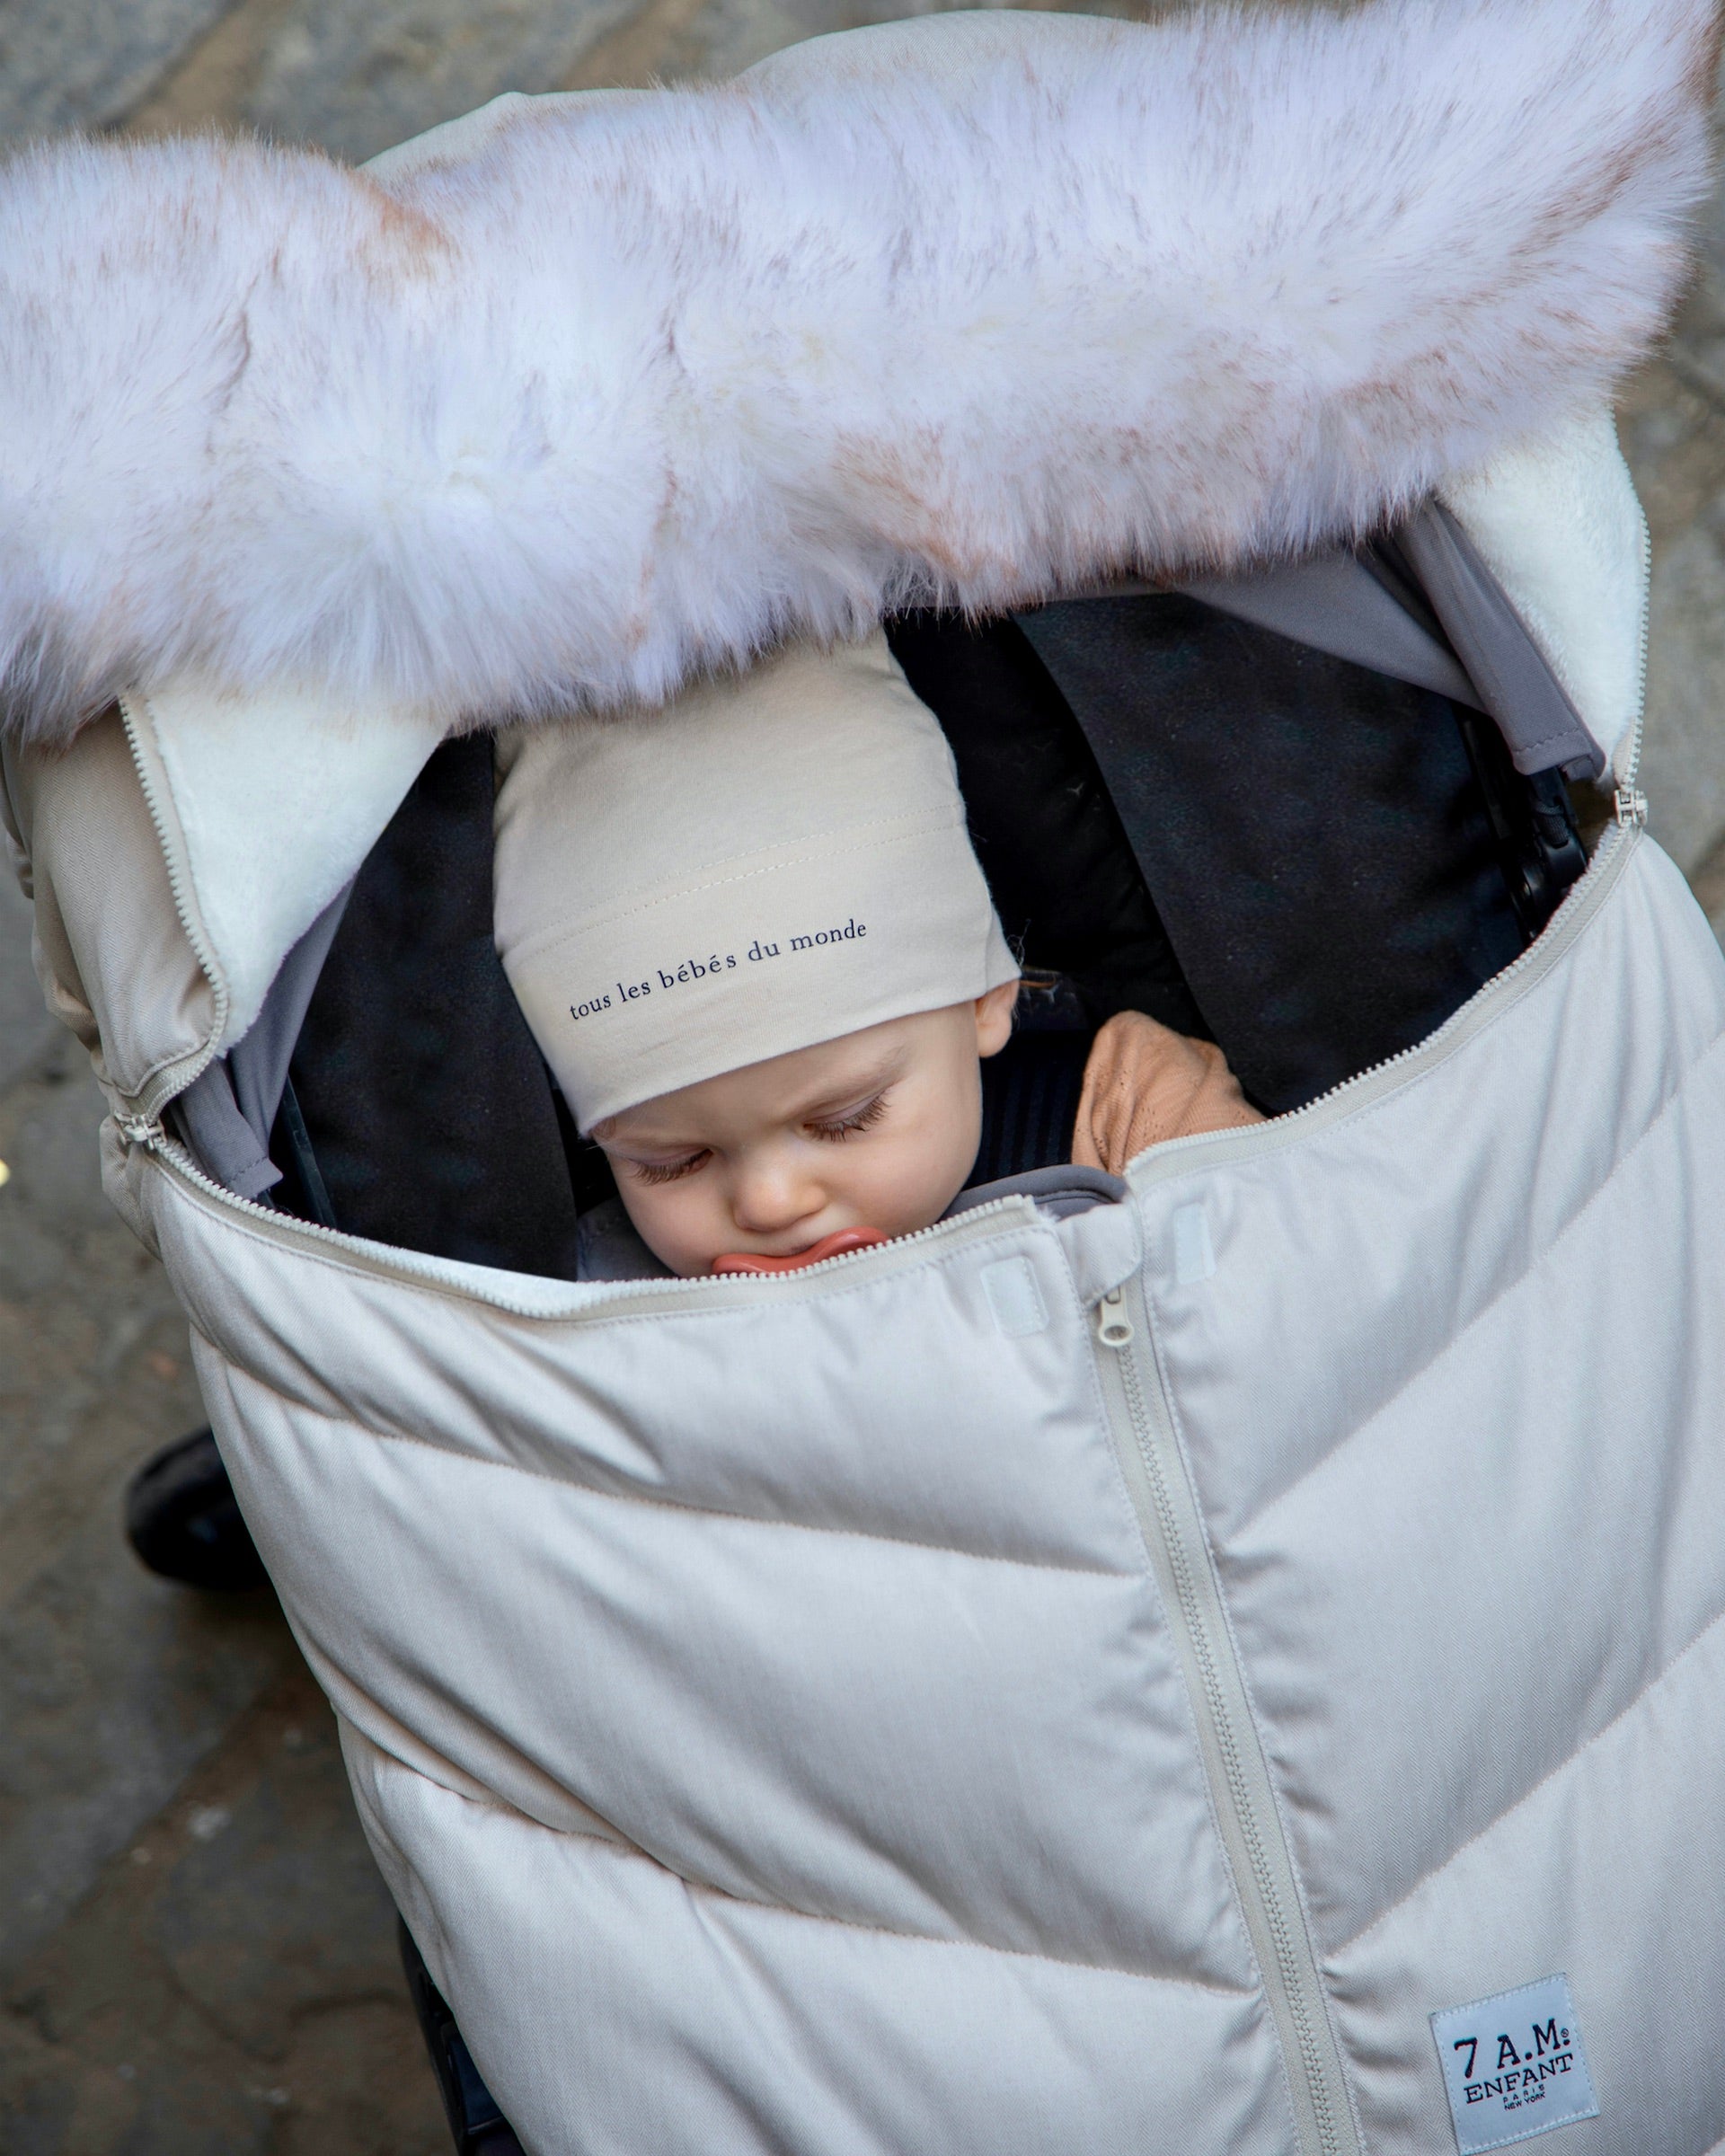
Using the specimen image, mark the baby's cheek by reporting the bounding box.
[617,1179,716,1277]
[856,1121,978,1238]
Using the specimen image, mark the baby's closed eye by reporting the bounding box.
[626,1151,711,1185]
[805,1092,889,1143]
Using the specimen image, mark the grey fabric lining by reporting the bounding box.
[946,1163,1128,1221]
[1393,504,1605,781]
[227,885,354,1146]
[577,1198,671,1281]
[172,883,354,1198]
[173,1060,284,1201]
[1178,552,1482,711]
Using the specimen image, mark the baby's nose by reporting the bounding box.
[730,1156,827,1235]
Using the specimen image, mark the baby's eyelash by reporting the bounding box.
[629,1152,710,1185]
[807,1093,889,1143]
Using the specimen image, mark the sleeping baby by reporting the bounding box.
[493,634,1259,1278]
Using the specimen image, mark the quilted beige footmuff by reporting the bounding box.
[5,4,1725,2152]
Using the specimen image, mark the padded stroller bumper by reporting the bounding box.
[109,831,1725,2156]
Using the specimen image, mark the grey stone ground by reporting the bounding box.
[3,5,1725,2153]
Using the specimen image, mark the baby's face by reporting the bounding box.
[594,985,1018,1277]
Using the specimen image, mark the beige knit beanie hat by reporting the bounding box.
[493,632,1019,1130]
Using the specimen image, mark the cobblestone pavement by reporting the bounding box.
[4,6,1725,2153]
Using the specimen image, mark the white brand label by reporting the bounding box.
[1431,1975,1598,2152]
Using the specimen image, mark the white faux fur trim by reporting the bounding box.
[0,0,1716,741]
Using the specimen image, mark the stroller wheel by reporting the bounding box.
[124,1427,269,1592]
[398,1918,526,2155]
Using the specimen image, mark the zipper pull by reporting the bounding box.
[116,1112,166,1151]
[1094,1286,1134,1348]
[1614,782,1649,829]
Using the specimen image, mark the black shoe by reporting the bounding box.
[124,1427,269,1592]
[398,1918,526,2155]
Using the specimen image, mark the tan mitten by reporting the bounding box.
[1073,1012,1263,1175]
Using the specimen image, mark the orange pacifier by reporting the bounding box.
[712,1228,888,1276]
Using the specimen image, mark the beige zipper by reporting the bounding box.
[1091,1276,1360,2156]
[118,764,1641,1338]
[116,690,230,1126]
[126,818,1639,1324]
[1613,493,1652,830]
[126,1118,1046,1324]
